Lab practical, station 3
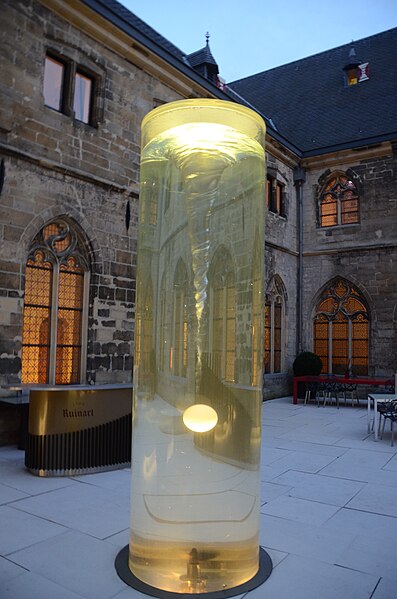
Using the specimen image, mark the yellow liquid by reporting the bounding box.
[131,107,265,593]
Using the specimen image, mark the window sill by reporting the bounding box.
[318,223,360,231]
[268,211,287,220]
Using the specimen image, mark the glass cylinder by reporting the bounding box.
[130,99,266,594]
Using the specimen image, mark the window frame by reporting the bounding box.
[21,220,90,385]
[73,68,95,124]
[318,172,360,228]
[264,277,286,374]
[266,175,286,217]
[313,279,369,375]
[43,49,100,127]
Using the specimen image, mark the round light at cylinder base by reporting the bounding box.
[129,99,266,594]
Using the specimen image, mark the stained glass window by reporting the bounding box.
[313,278,369,374]
[319,173,359,227]
[21,219,89,385]
[264,276,285,374]
[251,252,262,386]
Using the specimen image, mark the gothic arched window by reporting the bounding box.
[264,276,285,374]
[209,249,235,382]
[319,172,359,227]
[21,219,89,384]
[313,279,369,375]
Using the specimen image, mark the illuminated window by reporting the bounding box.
[264,276,285,374]
[21,219,89,384]
[319,172,359,227]
[313,279,369,375]
[251,239,263,386]
[209,249,235,382]
[43,51,99,126]
[266,175,285,216]
[172,260,188,377]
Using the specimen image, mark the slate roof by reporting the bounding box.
[229,28,397,154]
[84,0,186,61]
[187,42,219,68]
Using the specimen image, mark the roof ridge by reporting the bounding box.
[94,0,187,61]
[230,26,397,85]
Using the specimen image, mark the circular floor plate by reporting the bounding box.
[115,545,273,598]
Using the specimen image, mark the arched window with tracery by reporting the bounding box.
[319,172,359,227]
[209,248,235,382]
[172,260,188,377]
[21,219,89,384]
[264,276,285,374]
[313,279,369,375]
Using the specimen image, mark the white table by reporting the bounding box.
[367,393,397,441]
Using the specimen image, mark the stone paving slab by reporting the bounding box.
[0,396,396,598]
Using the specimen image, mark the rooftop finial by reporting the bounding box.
[206,32,210,45]
[348,45,357,60]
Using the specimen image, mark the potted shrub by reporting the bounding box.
[293,351,323,399]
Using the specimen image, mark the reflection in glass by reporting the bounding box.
[43,56,64,111]
[73,71,92,123]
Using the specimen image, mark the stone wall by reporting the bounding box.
[264,152,298,398]
[0,0,184,403]
[301,143,397,374]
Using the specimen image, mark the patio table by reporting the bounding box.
[293,375,394,405]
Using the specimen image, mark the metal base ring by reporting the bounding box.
[115,545,273,598]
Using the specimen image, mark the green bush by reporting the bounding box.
[293,351,323,376]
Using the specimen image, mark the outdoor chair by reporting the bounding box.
[340,383,359,407]
[379,399,397,446]
[316,380,340,408]
[304,382,318,405]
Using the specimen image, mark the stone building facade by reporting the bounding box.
[0,0,396,441]
[300,145,397,376]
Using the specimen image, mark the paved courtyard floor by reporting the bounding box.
[1,396,396,598]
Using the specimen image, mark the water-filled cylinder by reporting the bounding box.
[130,99,266,594]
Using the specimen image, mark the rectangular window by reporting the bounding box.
[264,302,271,373]
[276,182,285,217]
[266,177,272,209]
[321,196,338,227]
[44,51,99,127]
[314,319,329,373]
[73,71,93,124]
[267,176,285,216]
[43,55,65,112]
[274,303,282,372]
[341,198,359,224]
